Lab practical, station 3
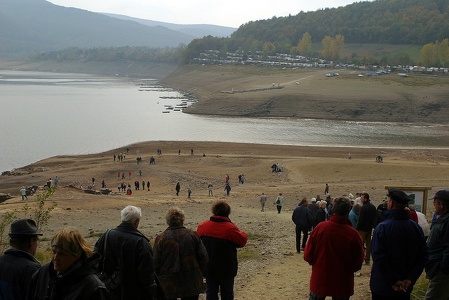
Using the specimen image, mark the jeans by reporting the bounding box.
[206,277,234,300]
[295,226,309,252]
[357,230,372,262]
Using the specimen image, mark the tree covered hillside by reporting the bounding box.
[233,0,449,46]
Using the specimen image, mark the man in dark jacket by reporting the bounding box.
[292,198,314,252]
[197,201,247,300]
[356,192,378,264]
[425,189,449,299]
[0,219,42,300]
[95,205,155,300]
[370,188,428,299]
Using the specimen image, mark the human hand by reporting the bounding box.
[392,280,411,292]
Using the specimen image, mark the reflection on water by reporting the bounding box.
[1,71,448,172]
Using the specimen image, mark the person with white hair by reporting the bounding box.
[95,205,156,300]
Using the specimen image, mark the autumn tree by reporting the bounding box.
[298,32,312,56]
[262,42,276,56]
[321,35,345,61]
[321,35,334,60]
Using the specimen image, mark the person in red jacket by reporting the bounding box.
[197,201,247,300]
[304,197,364,300]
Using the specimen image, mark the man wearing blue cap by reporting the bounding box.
[370,188,428,300]
[425,189,449,300]
[0,219,42,300]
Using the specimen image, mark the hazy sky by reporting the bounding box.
[47,0,372,28]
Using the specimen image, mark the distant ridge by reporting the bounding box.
[0,0,232,58]
[104,13,236,38]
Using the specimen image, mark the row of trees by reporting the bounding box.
[421,39,449,67]
[29,46,184,64]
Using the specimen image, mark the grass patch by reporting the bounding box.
[237,248,258,260]
[411,273,428,300]
[86,231,105,238]
[35,247,52,264]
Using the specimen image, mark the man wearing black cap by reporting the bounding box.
[425,189,449,299]
[370,189,428,300]
[0,219,42,300]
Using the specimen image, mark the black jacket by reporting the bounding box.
[356,200,378,232]
[28,252,108,300]
[0,249,41,300]
[95,222,155,300]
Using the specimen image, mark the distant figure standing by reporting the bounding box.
[53,176,59,187]
[147,181,150,191]
[91,177,95,186]
[176,182,180,196]
[178,149,181,155]
[260,193,267,212]
[101,180,106,189]
[20,187,28,201]
[275,193,284,214]
[187,188,192,199]
[324,183,329,195]
[225,174,229,183]
[191,148,194,155]
[208,184,214,196]
[224,183,231,196]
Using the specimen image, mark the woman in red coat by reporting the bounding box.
[304,197,364,300]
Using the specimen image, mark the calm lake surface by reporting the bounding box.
[1,70,449,173]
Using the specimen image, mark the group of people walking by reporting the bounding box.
[0,202,247,300]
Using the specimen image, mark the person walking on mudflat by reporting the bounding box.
[176,182,181,196]
[275,193,284,213]
[292,198,314,252]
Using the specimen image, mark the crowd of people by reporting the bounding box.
[0,202,248,300]
[288,188,446,300]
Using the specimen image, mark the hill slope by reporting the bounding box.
[104,13,236,38]
[0,0,194,58]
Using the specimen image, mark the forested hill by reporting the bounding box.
[232,0,449,46]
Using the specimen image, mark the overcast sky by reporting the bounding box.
[47,0,372,28]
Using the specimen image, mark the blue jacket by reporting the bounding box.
[370,209,428,297]
[292,204,314,229]
[426,211,449,279]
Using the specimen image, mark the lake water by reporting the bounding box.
[1,70,449,173]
